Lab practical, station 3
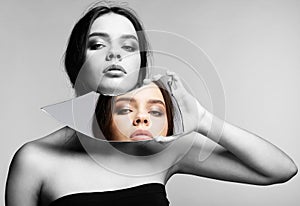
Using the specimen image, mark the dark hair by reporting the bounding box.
[64,5,150,86]
[96,81,174,140]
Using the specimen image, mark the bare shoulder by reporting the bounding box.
[34,126,77,146]
[6,127,77,205]
[9,126,79,177]
[9,127,75,171]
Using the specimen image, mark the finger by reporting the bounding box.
[153,136,177,143]
[153,134,182,143]
[167,74,178,91]
[167,78,177,92]
[166,70,175,76]
[166,71,178,88]
[173,74,180,81]
[143,78,152,85]
[167,72,182,89]
[166,71,179,80]
[169,77,187,98]
[152,74,163,81]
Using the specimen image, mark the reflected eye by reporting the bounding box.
[116,108,132,115]
[89,43,106,50]
[149,110,163,117]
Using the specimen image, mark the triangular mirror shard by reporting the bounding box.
[41,92,100,138]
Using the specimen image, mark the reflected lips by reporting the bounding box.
[130,129,153,141]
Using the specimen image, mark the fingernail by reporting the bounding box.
[143,79,151,84]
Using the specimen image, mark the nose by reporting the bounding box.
[105,49,122,61]
[133,113,150,126]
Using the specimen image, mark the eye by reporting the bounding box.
[149,110,163,117]
[122,45,137,52]
[89,42,106,50]
[117,108,132,115]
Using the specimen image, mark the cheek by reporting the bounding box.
[112,115,133,137]
[122,52,141,71]
[79,53,106,87]
[162,118,169,136]
[148,115,168,137]
[85,52,107,73]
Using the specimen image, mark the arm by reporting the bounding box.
[5,143,43,206]
[161,72,297,185]
[177,111,297,185]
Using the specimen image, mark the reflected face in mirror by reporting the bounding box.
[110,83,169,141]
[79,13,142,95]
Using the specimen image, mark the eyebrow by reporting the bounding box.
[88,32,138,41]
[115,98,165,106]
[119,34,138,41]
[115,97,135,103]
[147,100,165,106]
[89,32,110,40]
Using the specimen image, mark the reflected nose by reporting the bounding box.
[106,50,122,61]
[133,113,150,126]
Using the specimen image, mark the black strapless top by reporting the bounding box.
[49,183,169,206]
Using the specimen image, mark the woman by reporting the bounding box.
[95,80,174,141]
[5,4,158,206]
[66,5,149,96]
[5,3,297,206]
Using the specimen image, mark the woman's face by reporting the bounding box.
[77,13,142,95]
[110,83,169,141]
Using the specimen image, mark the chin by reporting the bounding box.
[98,79,138,96]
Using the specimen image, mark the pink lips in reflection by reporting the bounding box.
[130,129,153,141]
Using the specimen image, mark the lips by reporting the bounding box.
[130,129,153,141]
[103,64,127,74]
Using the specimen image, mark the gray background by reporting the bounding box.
[1,0,299,205]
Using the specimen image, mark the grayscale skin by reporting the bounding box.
[5,73,298,206]
[5,10,298,206]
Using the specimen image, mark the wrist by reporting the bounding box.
[197,110,213,136]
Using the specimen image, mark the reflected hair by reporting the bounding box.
[96,81,174,140]
[64,3,150,87]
